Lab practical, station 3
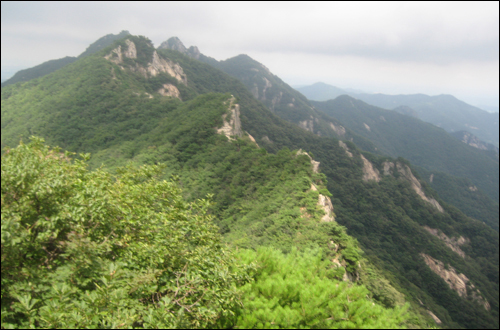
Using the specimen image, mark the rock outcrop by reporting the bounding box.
[329,122,346,137]
[395,163,444,213]
[299,118,314,133]
[427,310,442,324]
[157,84,181,99]
[297,150,335,223]
[158,37,202,60]
[217,96,242,140]
[382,161,394,175]
[360,154,381,182]
[421,253,490,310]
[423,226,469,258]
[105,40,187,85]
[339,141,353,158]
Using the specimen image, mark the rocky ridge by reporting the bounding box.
[420,253,490,310]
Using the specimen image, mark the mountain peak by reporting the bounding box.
[159,37,187,53]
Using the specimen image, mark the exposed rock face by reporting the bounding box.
[427,310,442,324]
[187,46,201,60]
[105,45,123,64]
[123,39,137,59]
[247,133,259,147]
[360,154,381,182]
[454,130,499,152]
[158,84,181,99]
[297,149,320,173]
[382,161,394,175]
[329,122,346,137]
[299,117,314,133]
[105,40,187,85]
[318,193,335,222]
[339,141,353,158]
[423,226,469,258]
[395,162,444,213]
[148,51,187,84]
[429,174,434,183]
[421,253,490,310]
[469,186,478,191]
[158,37,187,53]
[363,123,371,131]
[217,96,242,139]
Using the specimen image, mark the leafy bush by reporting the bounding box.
[1,137,250,328]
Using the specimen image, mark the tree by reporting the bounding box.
[1,137,249,328]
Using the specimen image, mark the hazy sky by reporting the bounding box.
[2,1,499,107]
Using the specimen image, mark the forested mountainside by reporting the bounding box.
[159,38,379,153]
[2,34,499,329]
[162,38,499,233]
[311,97,499,228]
[297,82,499,148]
[0,31,131,88]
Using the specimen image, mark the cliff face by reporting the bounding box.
[105,40,187,84]
[423,226,469,258]
[421,253,490,310]
[217,96,243,139]
[381,161,444,213]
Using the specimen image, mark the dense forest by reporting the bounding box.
[2,34,499,329]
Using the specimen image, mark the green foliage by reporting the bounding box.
[234,247,409,329]
[2,37,498,328]
[1,137,249,329]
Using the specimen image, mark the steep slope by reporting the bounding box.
[1,30,131,87]
[158,38,378,151]
[312,96,499,204]
[2,34,499,329]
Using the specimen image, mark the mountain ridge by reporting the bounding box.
[1,33,498,328]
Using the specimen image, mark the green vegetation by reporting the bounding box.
[311,96,499,233]
[2,138,412,329]
[235,248,409,329]
[2,34,498,328]
[1,138,249,328]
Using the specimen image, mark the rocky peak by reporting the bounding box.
[187,46,201,59]
[158,38,202,61]
[158,37,187,53]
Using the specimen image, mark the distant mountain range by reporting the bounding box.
[297,82,499,148]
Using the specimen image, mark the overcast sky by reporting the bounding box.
[1,1,499,107]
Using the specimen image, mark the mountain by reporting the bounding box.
[1,30,131,87]
[1,33,499,328]
[311,96,499,229]
[158,39,373,145]
[297,82,500,148]
[450,130,499,157]
[161,38,499,224]
[296,82,348,101]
